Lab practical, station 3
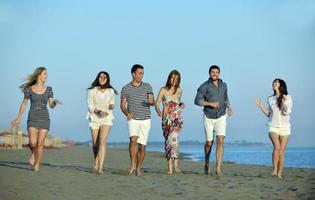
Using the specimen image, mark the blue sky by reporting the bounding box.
[1,0,315,147]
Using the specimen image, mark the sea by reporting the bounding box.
[147,144,315,169]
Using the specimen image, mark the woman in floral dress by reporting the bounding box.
[155,70,184,175]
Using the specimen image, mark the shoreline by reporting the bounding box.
[1,146,314,200]
[3,144,315,169]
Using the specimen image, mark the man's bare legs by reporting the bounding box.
[216,135,225,176]
[129,136,137,174]
[204,140,213,175]
[136,144,145,176]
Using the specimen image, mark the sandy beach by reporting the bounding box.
[0,146,314,200]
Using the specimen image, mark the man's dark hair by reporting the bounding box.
[209,65,220,74]
[131,64,144,74]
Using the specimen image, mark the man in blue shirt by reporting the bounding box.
[194,65,233,176]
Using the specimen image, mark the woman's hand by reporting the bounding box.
[99,111,109,117]
[51,99,62,108]
[95,109,108,117]
[108,104,115,110]
[11,118,21,127]
[255,98,262,108]
[156,109,162,117]
[281,95,287,103]
[54,99,62,105]
[255,98,270,117]
[227,108,233,116]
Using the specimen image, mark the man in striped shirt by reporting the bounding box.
[120,64,155,176]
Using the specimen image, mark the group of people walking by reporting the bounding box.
[11,64,293,179]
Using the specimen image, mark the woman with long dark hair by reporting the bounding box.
[155,70,184,175]
[256,79,293,178]
[11,67,61,172]
[87,71,117,174]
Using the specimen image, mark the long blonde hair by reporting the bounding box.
[19,67,47,92]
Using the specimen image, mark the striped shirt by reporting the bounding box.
[121,82,153,120]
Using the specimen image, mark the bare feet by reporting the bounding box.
[277,173,283,179]
[97,170,104,174]
[174,160,181,174]
[33,165,39,172]
[93,159,99,173]
[28,155,35,166]
[272,169,277,177]
[136,168,142,177]
[128,166,136,175]
[216,169,224,176]
[204,164,210,175]
[174,168,181,174]
[93,164,98,174]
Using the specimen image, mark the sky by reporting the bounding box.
[1,0,315,147]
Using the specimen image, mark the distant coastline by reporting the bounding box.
[76,140,271,147]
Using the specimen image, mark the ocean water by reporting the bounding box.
[147,144,315,168]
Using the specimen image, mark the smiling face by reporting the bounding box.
[210,68,220,81]
[272,79,280,91]
[170,74,180,87]
[38,70,48,82]
[98,73,108,86]
[132,68,144,83]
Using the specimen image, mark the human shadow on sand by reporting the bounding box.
[0,161,208,176]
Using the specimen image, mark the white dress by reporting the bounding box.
[86,88,115,126]
[267,95,293,128]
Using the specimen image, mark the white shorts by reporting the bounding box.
[269,127,291,136]
[204,114,227,141]
[89,116,113,129]
[128,119,151,145]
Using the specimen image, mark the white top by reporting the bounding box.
[267,95,293,128]
[86,87,115,120]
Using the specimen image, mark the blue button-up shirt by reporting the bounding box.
[194,78,230,119]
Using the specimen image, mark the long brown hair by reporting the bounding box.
[88,71,118,94]
[19,67,47,92]
[164,70,181,95]
[272,78,288,109]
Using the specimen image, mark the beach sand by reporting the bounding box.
[0,146,314,200]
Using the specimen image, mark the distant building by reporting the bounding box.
[0,128,62,149]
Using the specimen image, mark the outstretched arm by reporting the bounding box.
[11,99,28,127]
[255,98,270,117]
[48,98,61,108]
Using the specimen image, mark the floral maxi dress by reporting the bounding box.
[162,94,184,160]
